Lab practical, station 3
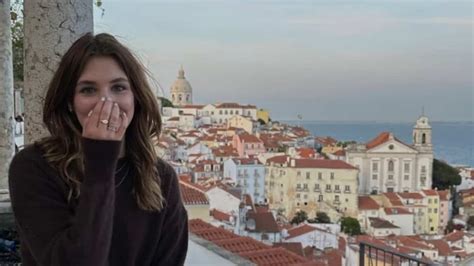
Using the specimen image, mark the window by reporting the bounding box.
[303,184,308,189]
[388,160,394,172]
[304,194,308,199]
[434,199,438,203]
[230,110,233,115]
[296,193,300,199]
[421,166,427,173]
[388,175,393,180]
[326,184,331,191]
[297,184,301,189]
[345,185,350,192]
[297,171,301,177]
[428,208,432,213]
[335,185,340,191]
[428,199,432,204]
[434,208,438,213]
[387,187,394,192]
[404,163,410,173]
[318,195,324,202]
[306,172,310,179]
[372,174,378,180]
[330,172,335,179]
[335,195,340,202]
[219,110,223,115]
[318,172,322,180]
[404,175,409,180]
[372,162,378,171]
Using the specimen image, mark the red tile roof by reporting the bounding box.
[214,236,270,253]
[210,209,232,222]
[286,224,319,239]
[296,148,316,158]
[181,104,205,109]
[383,193,404,206]
[398,192,424,200]
[384,207,412,215]
[247,211,280,233]
[273,242,305,257]
[444,230,464,242]
[366,132,411,150]
[358,196,380,210]
[189,218,215,231]
[315,136,338,146]
[369,217,399,229]
[238,134,263,143]
[239,247,310,266]
[422,189,438,196]
[179,181,209,205]
[233,158,262,165]
[426,240,453,256]
[266,156,357,170]
[397,236,435,250]
[192,227,239,241]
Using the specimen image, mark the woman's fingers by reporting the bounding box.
[83,97,105,129]
[107,103,121,133]
[98,98,113,129]
[117,111,128,137]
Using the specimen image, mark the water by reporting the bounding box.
[282,120,474,167]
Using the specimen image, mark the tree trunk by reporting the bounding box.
[0,0,15,190]
[23,0,93,144]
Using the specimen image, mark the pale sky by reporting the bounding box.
[93,0,473,122]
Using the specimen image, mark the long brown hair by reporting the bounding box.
[37,33,164,211]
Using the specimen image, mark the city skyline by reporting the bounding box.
[94,0,473,122]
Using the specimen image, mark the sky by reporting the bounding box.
[93,0,473,122]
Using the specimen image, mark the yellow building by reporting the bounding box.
[180,180,211,222]
[321,145,344,155]
[257,109,270,124]
[265,155,359,221]
[227,115,254,134]
[422,190,440,234]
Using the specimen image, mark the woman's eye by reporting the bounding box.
[113,85,127,92]
[79,87,95,94]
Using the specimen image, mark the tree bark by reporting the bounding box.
[23,0,93,144]
[0,0,15,190]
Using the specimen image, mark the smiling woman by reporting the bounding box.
[8,33,188,266]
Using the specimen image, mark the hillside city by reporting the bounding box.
[152,67,472,265]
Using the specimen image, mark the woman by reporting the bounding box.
[8,33,188,265]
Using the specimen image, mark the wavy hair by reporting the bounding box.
[37,33,164,211]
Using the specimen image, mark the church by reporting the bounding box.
[346,116,434,194]
[170,65,193,107]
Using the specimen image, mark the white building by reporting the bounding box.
[170,66,193,107]
[346,115,434,194]
[283,223,338,250]
[223,158,266,204]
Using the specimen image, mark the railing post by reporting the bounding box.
[360,242,365,266]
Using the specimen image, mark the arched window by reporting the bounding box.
[388,160,394,172]
[186,94,189,101]
[172,94,175,101]
[422,133,426,144]
[178,94,182,101]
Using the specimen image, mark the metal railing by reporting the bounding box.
[359,241,434,266]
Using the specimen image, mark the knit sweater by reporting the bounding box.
[8,138,188,266]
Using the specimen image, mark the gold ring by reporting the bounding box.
[100,119,109,125]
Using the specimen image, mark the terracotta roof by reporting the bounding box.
[267,156,357,170]
[189,218,215,231]
[239,247,309,266]
[192,227,239,241]
[426,240,453,256]
[180,104,205,109]
[444,230,464,242]
[255,205,270,213]
[315,136,338,146]
[286,224,319,239]
[273,242,305,257]
[383,193,404,206]
[384,207,412,215]
[366,132,411,150]
[369,217,399,229]
[398,192,424,200]
[247,211,280,233]
[212,146,239,157]
[238,134,263,143]
[232,158,262,165]
[296,148,316,158]
[332,150,346,156]
[266,155,288,165]
[167,116,180,121]
[179,181,209,205]
[397,236,435,250]
[422,189,438,196]
[210,209,232,222]
[214,236,270,253]
[358,196,380,210]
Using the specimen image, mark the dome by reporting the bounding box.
[170,66,192,93]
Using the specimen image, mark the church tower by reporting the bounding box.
[413,114,433,153]
[170,66,193,107]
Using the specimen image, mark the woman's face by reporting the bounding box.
[73,56,135,129]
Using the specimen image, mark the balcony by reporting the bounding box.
[325,189,332,193]
[359,241,432,266]
[344,189,351,194]
[334,189,341,193]
[314,187,320,192]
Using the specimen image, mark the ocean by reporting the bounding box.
[282,120,474,168]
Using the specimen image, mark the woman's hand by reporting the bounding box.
[82,97,129,141]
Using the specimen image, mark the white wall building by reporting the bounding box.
[223,158,266,204]
[346,116,434,194]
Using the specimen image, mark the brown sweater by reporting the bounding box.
[8,138,188,266]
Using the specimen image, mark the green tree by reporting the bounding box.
[432,159,462,190]
[315,212,331,223]
[10,0,23,87]
[290,210,308,224]
[340,217,361,236]
[159,97,174,108]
